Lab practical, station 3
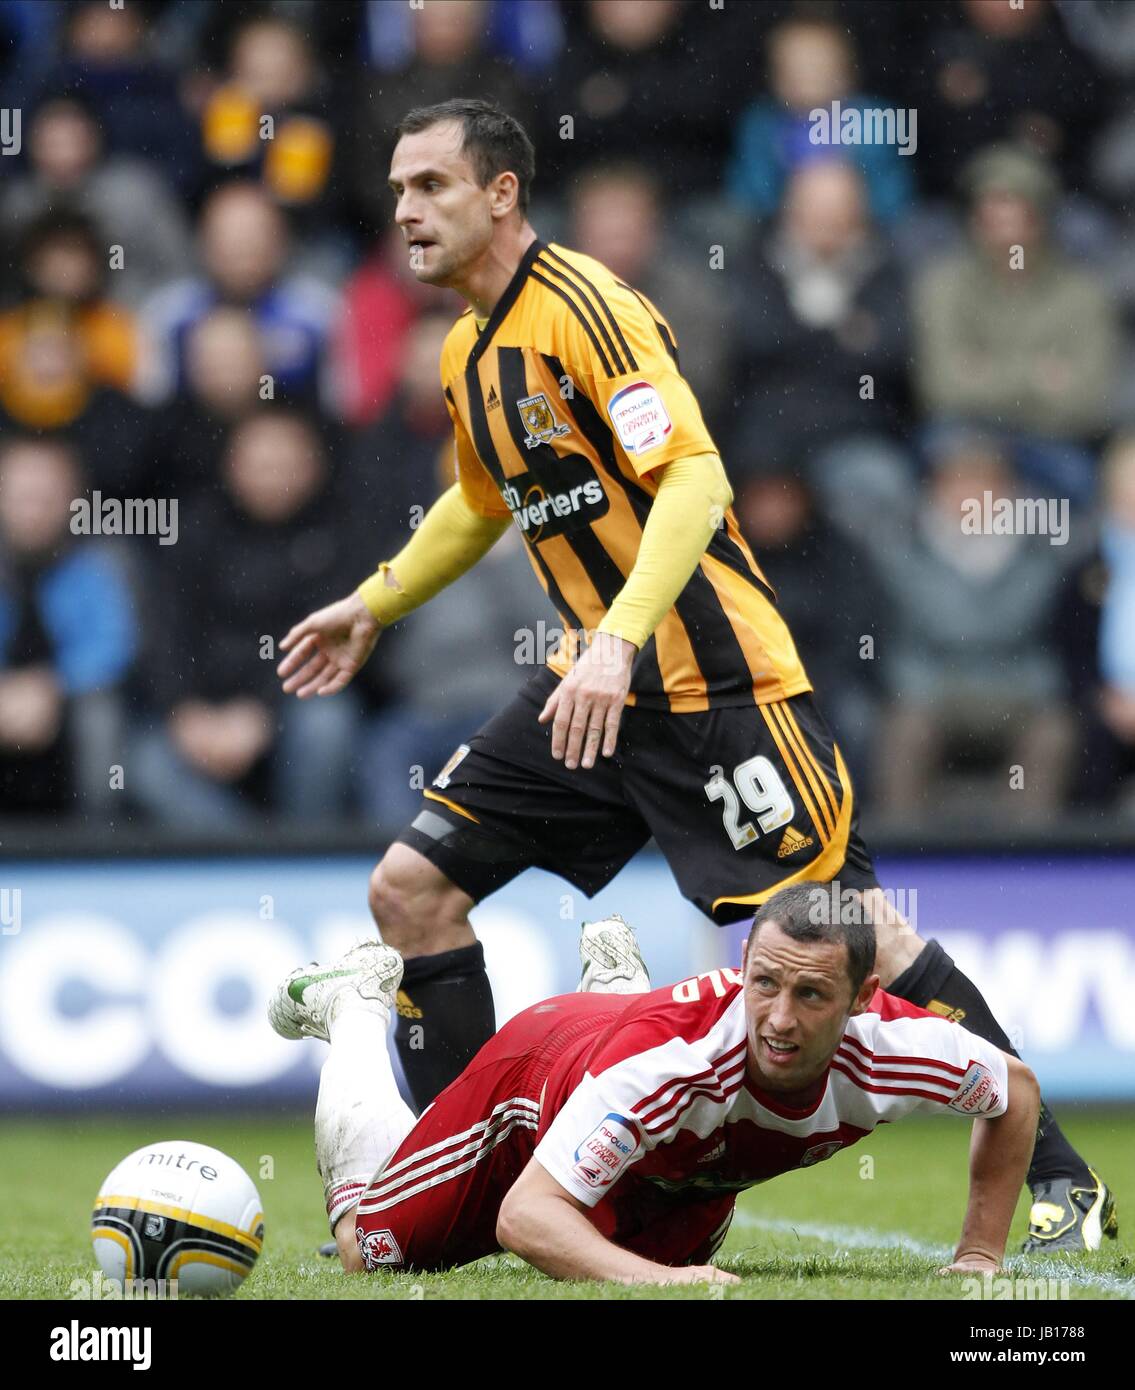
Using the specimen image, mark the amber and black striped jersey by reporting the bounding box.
[440,238,811,714]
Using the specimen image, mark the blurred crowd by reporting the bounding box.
[3,0,1135,834]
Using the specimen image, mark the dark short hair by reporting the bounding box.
[745,883,876,999]
[395,98,535,216]
[17,208,106,293]
[19,207,102,261]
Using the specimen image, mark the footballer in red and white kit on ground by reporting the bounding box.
[353,973,1008,1272]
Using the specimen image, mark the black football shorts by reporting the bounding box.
[395,667,878,926]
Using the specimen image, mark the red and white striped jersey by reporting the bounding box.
[534,969,1009,1209]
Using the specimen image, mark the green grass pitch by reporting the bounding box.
[3,1109,1133,1300]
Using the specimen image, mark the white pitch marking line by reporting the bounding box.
[731,1212,1135,1299]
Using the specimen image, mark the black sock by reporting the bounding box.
[393,942,495,1112]
[887,940,1091,1190]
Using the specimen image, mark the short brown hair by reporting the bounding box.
[396,98,535,215]
[745,883,876,998]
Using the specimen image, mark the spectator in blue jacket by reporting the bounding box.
[19,1,199,194]
[141,181,338,408]
[728,14,913,226]
[0,435,135,815]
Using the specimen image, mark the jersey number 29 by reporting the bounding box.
[704,757,793,850]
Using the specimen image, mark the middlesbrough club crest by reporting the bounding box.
[798,1141,844,1168]
[357,1227,404,1269]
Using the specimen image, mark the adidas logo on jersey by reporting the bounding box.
[777,825,815,859]
[486,384,501,412]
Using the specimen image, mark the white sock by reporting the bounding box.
[315,996,416,1234]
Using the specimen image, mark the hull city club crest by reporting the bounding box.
[517,392,570,450]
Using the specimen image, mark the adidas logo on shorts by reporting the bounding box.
[777,825,815,859]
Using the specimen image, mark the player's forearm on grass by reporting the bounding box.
[356,483,510,626]
[497,1189,671,1283]
[596,452,733,650]
[954,1058,1040,1263]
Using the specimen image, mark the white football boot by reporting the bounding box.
[268,940,404,1042]
[578,914,651,994]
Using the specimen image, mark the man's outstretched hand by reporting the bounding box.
[278,592,382,698]
[538,631,636,769]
